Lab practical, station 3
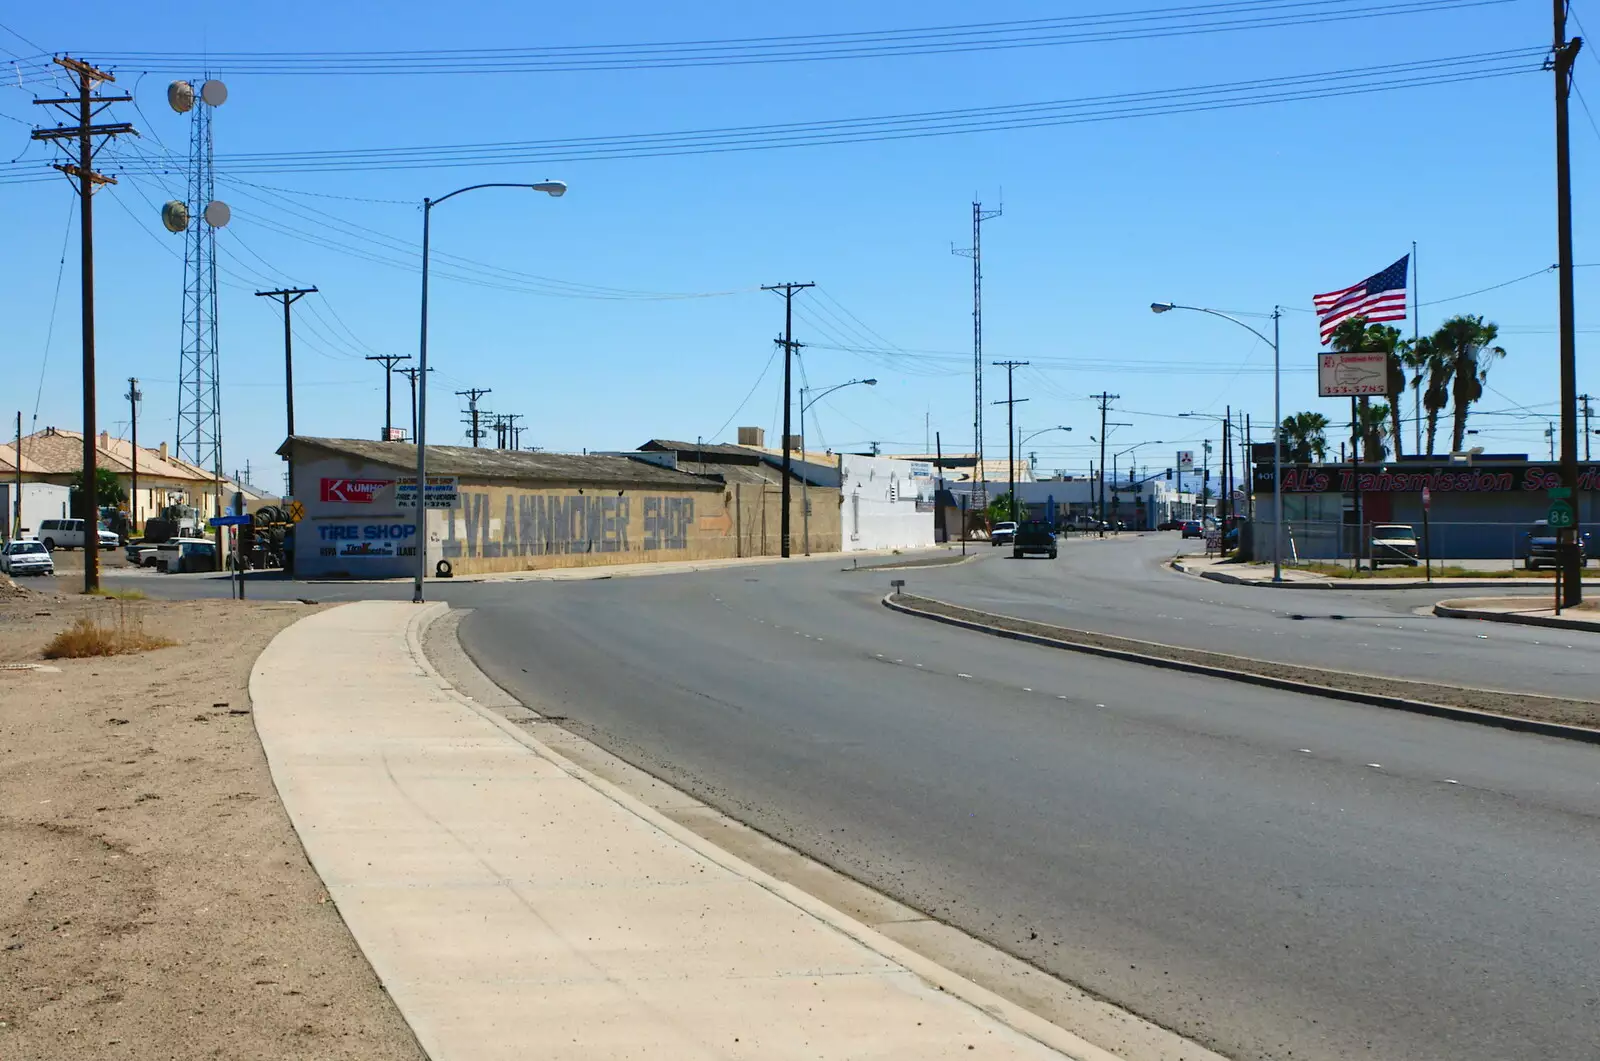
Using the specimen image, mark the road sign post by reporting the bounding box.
[1421,486,1432,583]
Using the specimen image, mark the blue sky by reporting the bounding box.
[2,0,1594,492]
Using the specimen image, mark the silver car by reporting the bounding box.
[1,539,55,576]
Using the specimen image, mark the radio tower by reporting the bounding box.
[953,200,1002,520]
[171,78,230,488]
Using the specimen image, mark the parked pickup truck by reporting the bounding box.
[1012,519,1058,559]
[1523,520,1591,570]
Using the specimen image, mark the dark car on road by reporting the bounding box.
[1012,519,1058,559]
[1523,520,1591,570]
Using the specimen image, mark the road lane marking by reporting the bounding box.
[1366,763,1382,769]
[958,673,973,679]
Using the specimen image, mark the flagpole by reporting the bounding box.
[1412,241,1421,456]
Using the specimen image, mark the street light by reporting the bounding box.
[414,180,567,603]
[1155,301,1284,582]
[1020,425,1072,446]
[798,377,877,555]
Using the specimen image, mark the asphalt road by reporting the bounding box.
[913,533,1599,700]
[452,558,1600,1061]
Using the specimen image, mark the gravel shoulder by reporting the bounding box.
[893,591,1600,732]
[0,584,426,1061]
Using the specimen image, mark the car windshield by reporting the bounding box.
[1374,525,1415,539]
[8,541,46,554]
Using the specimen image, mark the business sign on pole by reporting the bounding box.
[1317,352,1388,397]
[1177,450,1195,473]
[1420,486,1431,510]
[396,475,459,509]
[320,477,392,503]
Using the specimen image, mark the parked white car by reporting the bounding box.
[37,517,119,551]
[1,539,55,576]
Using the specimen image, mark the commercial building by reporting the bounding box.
[838,454,936,551]
[638,432,841,555]
[946,475,1194,530]
[1252,455,1600,560]
[282,436,776,579]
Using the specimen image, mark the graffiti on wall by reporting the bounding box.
[440,491,698,558]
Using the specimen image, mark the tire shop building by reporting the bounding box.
[282,436,742,579]
[1251,456,1600,560]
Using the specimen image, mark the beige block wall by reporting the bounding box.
[430,480,843,576]
[727,482,841,557]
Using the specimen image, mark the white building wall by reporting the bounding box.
[840,455,935,551]
[2,482,71,540]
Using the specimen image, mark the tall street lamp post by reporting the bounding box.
[1154,302,1283,582]
[414,180,566,603]
[799,378,876,555]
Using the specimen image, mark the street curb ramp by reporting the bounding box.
[1172,557,1600,591]
[883,592,1600,746]
[1433,598,1600,634]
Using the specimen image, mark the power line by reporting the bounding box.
[0,48,1542,181]
[84,0,1513,74]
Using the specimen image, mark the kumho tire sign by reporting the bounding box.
[320,477,392,503]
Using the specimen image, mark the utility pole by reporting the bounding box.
[254,287,316,495]
[125,378,141,529]
[398,366,433,442]
[365,354,411,441]
[12,411,21,539]
[992,360,1029,522]
[1553,0,1585,604]
[456,388,491,447]
[761,281,814,558]
[31,56,136,595]
[504,413,523,450]
[1091,393,1121,537]
[1581,394,1595,461]
[1547,421,1557,462]
[953,201,1002,518]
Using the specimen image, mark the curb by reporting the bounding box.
[883,592,1600,746]
[407,605,1130,1061]
[1172,558,1600,592]
[1433,600,1600,634]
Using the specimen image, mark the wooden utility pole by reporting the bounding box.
[1553,0,1585,604]
[365,354,412,440]
[991,360,1029,523]
[761,282,814,558]
[32,57,135,594]
[254,287,316,495]
[125,378,141,529]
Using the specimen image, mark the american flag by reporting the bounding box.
[1313,255,1410,344]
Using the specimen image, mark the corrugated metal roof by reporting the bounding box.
[640,438,760,460]
[285,437,722,489]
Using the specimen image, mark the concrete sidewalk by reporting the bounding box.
[248,601,1102,1061]
[1435,595,1600,633]
[1173,554,1600,590]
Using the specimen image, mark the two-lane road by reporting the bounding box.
[913,534,1596,699]
[456,557,1600,1061]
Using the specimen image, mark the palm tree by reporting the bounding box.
[1327,317,1387,461]
[1401,333,1442,455]
[1360,323,1408,459]
[1406,333,1454,455]
[1357,400,1390,462]
[1433,315,1506,453]
[1279,411,1330,463]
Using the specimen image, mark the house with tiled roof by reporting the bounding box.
[13,427,223,526]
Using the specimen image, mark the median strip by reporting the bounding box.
[884,591,1600,742]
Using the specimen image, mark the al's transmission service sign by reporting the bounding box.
[1318,353,1388,397]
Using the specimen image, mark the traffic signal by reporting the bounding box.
[1165,468,1173,480]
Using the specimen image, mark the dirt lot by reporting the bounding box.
[0,581,426,1061]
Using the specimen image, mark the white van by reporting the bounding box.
[37,518,120,551]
